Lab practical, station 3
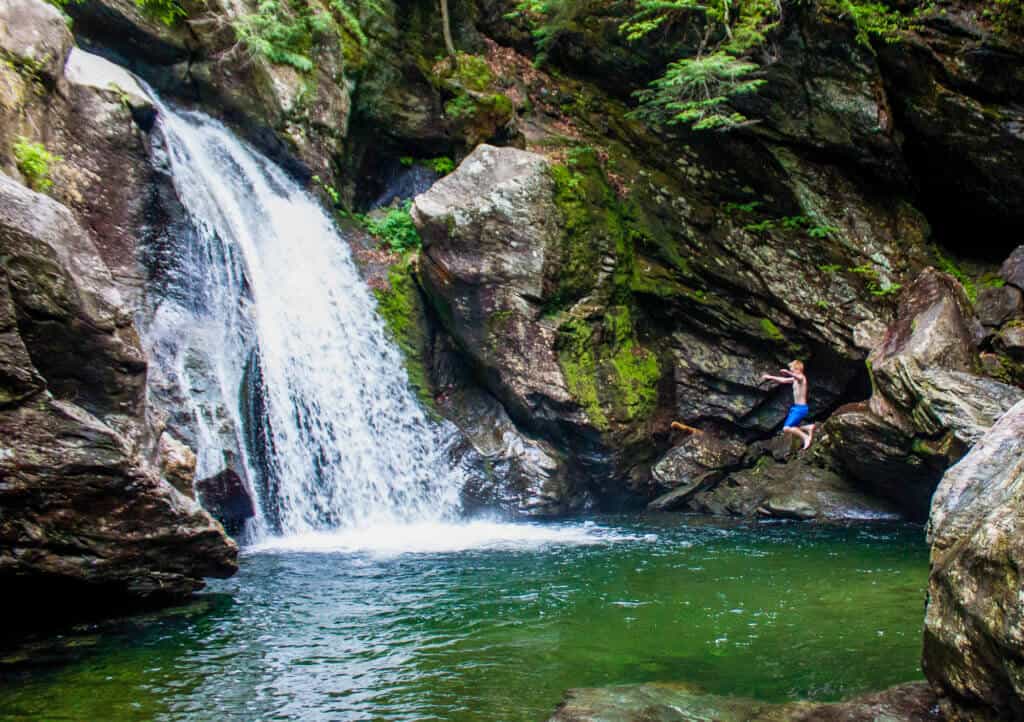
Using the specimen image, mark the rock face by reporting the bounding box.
[923,399,1024,721]
[412,135,927,509]
[549,681,941,722]
[0,173,237,613]
[828,269,1024,518]
[66,0,350,188]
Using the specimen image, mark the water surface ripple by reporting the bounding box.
[0,517,928,721]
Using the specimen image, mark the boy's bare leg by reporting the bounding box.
[783,426,810,449]
[798,424,815,450]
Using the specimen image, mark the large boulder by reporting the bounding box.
[414,145,593,452]
[829,268,1024,518]
[680,453,902,522]
[923,398,1024,721]
[0,173,237,615]
[0,0,74,84]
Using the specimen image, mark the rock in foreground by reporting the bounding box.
[0,173,237,618]
[549,681,941,721]
[923,398,1024,721]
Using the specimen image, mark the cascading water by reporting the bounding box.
[139,82,464,538]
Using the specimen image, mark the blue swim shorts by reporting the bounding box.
[784,404,809,428]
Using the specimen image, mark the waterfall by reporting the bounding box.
[138,84,464,538]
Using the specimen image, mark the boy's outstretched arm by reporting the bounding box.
[761,374,793,384]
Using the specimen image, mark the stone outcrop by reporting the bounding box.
[549,681,941,722]
[0,173,237,613]
[923,398,1024,721]
[410,128,926,510]
[66,0,350,187]
[683,454,902,522]
[828,269,1023,518]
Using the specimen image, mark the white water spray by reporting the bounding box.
[137,79,464,537]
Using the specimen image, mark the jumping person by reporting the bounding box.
[761,360,815,450]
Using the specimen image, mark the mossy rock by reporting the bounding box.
[556,306,660,431]
[373,254,438,414]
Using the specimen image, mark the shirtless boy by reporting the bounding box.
[761,360,815,450]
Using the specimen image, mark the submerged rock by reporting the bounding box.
[549,681,941,722]
[923,398,1024,721]
[0,172,236,615]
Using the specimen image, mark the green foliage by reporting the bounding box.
[624,0,778,131]
[506,0,597,60]
[233,0,378,72]
[443,94,478,119]
[134,0,186,26]
[985,0,1024,34]
[312,174,340,205]
[13,137,60,192]
[447,52,494,91]
[366,202,422,253]
[933,248,977,303]
[743,212,838,239]
[819,0,907,46]
[429,156,455,175]
[723,200,762,214]
[819,263,842,273]
[630,51,766,131]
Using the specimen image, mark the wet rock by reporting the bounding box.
[829,269,1023,518]
[443,385,571,517]
[0,174,236,612]
[997,321,1024,360]
[647,433,746,511]
[414,145,588,443]
[1001,246,1024,291]
[159,432,197,497]
[195,469,256,536]
[924,399,1024,721]
[976,284,1023,328]
[549,681,942,722]
[0,0,74,84]
[65,0,192,67]
[0,173,147,425]
[684,454,902,522]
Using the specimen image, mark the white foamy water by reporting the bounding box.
[140,86,465,539]
[247,520,643,556]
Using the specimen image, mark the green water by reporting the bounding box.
[0,516,928,721]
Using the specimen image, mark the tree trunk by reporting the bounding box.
[440,0,456,56]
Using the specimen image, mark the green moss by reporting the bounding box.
[556,306,661,431]
[933,248,978,304]
[760,317,785,343]
[449,52,494,92]
[557,317,609,430]
[13,137,60,192]
[373,256,437,415]
[547,155,628,312]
